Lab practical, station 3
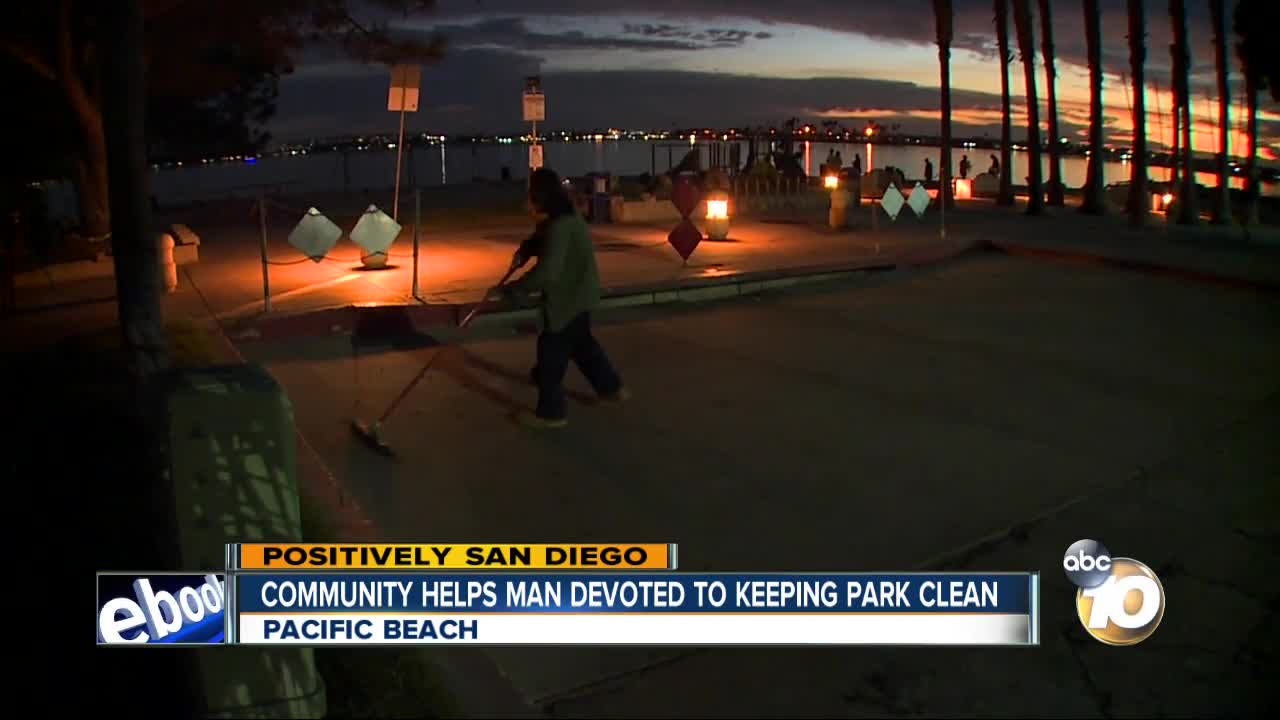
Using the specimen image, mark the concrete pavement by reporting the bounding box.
[233,251,1279,716]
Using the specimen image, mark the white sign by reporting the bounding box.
[522,92,546,122]
[880,184,905,220]
[350,205,402,254]
[388,64,421,112]
[529,144,544,170]
[906,182,931,218]
[288,208,344,262]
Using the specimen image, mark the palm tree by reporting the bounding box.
[1012,0,1043,214]
[995,0,1015,206]
[1079,0,1107,214]
[1038,0,1064,205]
[934,0,955,209]
[1209,0,1230,224]
[1126,0,1148,226]
[1170,0,1198,224]
[1234,0,1270,226]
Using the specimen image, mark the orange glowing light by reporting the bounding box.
[823,175,839,189]
[1162,193,1173,206]
[954,178,973,199]
[865,127,874,137]
[706,199,729,220]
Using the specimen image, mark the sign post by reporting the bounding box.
[523,76,546,173]
[388,64,422,221]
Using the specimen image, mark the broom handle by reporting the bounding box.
[459,265,518,328]
[376,266,519,424]
[376,350,441,424]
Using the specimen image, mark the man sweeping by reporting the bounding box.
[499,168,628,428]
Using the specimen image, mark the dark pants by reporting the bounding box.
[533,312,622,419]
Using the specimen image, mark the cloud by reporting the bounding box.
[411,16,771,53]
[429,0,1238,87]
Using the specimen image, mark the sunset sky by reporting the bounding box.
[272,0,1278,161]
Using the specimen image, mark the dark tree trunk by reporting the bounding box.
[51,0,112,238]
[102,0,168,377]
[1170,0,1198,224]
[76,121,112,239]
[936,0,955,210]
[1013,0,1043,215]
[1210,0,1231,224]
[1127,0,1149,226]
[1038,0,1064,205]
[1171,56,1181,192]
[1243,71,1260,225]
[1080,0,1107,214]
[995,0,1015,206]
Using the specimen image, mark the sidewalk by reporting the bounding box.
[11,201,1279,345]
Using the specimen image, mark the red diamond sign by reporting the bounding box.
[668,219,702,261]
[672,176,701,217]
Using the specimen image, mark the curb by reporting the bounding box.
[226,240,986,345]
[992,241,1280,293]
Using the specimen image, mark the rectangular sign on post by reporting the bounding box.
[388,64,422,112]
[522,92,545,122]
[529,144,544,170]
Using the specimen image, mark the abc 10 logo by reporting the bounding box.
[1063,539,1166,646]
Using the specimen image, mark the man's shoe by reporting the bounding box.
[515,410,567,429]
[598,387,631,404]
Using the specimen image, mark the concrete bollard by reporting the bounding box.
[158,232,178,292]
[829,189,851,229]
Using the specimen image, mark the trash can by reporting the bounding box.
[591,192,611,223]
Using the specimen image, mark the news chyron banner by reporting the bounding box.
[98,543,1041,646]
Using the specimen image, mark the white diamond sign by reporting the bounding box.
[350,205,402,256]
[288,208,343,262]
[880,184,905,220]
[907,182,931,218]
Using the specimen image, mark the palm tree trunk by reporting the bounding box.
[1013,0,1043,215]
[1038,0,1064,205]
[1209,0,1230,224]
[935,0,955,210]
[995,0,1016,205]
[1243,70,1260,225]
[1126,0,1148,226]
[1170,0,1198,224]
[1080,0,1107,214]
[102,0,168,377]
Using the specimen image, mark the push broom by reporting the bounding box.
[350,262,520,456]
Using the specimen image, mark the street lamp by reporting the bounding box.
[705,191,730,240]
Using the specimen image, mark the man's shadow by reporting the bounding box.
[451,348,599,407]
[347,305,596,421]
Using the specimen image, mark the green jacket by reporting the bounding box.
[509,213,600,331]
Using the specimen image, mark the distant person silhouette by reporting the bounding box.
[833,150,843,170]
[988,154,1000,176]
[924,158,934,183]
[959,155,971,179]
[852,154,862,177]
[824,149,837,174]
